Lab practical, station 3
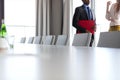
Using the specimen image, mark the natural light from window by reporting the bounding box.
[5,0,36,39]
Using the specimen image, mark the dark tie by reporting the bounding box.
[87,7,91,20]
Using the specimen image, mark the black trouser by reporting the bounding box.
[90,34,94,47]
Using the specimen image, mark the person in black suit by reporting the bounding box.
[72,0,96,47]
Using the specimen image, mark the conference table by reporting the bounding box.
[0,43,120,80]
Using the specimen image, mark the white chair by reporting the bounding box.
[41,35,54,45]
[72,33,92,46]
[55,35,68,45]
[27,37,34,44]
[97,31,120,48]
[20,37,26,43]
[33,36,41,44]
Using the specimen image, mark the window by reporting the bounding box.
[95,0,115,44]
[5,0,36,37]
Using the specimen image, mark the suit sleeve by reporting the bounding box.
[72,8,86,32]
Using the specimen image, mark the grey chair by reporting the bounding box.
[72,33,92,46]
[55,35,68,45]
[27,37,34,44]
[33,36,41,44]
[97,31,120,48]
[41,35,54,45]
[20,37,26,43]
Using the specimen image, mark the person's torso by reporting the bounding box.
[77,5,93,20]
[110,3,120,26]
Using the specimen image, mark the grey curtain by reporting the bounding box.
[50,0,63,35]
[0,0,4,27]
[36,0,48,36]
[36,0,70,36]
[63,0,71,35]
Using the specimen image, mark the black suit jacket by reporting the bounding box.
[72,5,93,33]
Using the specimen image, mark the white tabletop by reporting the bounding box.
[0,44,120,80]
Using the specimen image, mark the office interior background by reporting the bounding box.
[2,0,115,45]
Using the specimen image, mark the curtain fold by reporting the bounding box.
[0,0,4,27]
[63,0,70,35]
[50,0,63,35]
[36,0,42,36]
[36,0,70,36]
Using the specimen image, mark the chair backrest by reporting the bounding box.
[33,36,41,44]
[72,33,92,46]
[27,37,34,44]
[20,37,26,43]
[97,31,120,48]
[55,35,68,45]
[42,35,54,45]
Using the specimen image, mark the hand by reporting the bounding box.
[110,19,115,22]
[107,1,112,7]
[91,25,96,32]
[86,30,90,33]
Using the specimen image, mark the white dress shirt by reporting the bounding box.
[84,4,93,20]
[106,3,120,26]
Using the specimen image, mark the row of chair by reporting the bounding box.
[72,31,120,48]
[19,31,120,48]
[73,31,120,48]
[20,35,68,45]
[20,34,90,46]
